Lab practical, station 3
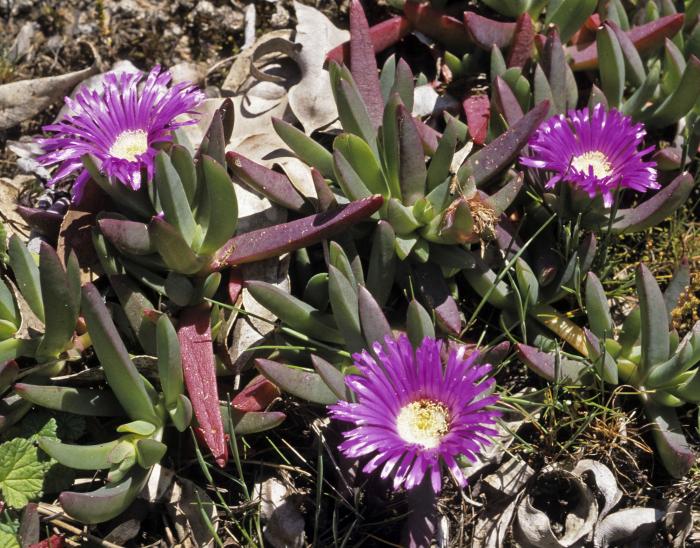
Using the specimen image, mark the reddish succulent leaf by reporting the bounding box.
[350,0,393,127]
[404,2,471,53]
[327,16,412,65]
[463,95,490,145]
[226,152,305,212]
[98,218,153,256]
[568,14,684,70]
[16,206,62,239]
[29,535,64,548]
[228,268,243,304]
[507,13,534,68]
[412,263,461,335]
[209,195,383,271]
[463,11,516,51]
[231,374,280,412]
[493,76,524,126]
[460,100,550,186]
[413,118,441,155]
[177,304,228,467]
[543,26,567,114]
[310,167,337,212]
[570,13,600,45]
[612,172,694,234]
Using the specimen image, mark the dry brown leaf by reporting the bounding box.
[0,176,31,237]
[0,64,99,130]
[143,466,218,548]
[288,1,349,133]
[254,474,306,548]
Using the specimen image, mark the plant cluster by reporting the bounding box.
[0,0,698,545]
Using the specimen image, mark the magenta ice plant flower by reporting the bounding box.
[37,65,204,200]
[329,335,500,493]
[520,104,658,207]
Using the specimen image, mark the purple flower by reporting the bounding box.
[520,104,658,207]
[329,335,500,493]
[37,66,204,200]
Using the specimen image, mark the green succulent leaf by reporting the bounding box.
[170,144,198,206]
[221,407,286,435]
[426,120,458,192]
[311,354,350,400]
[407,299,435,349]
[546,0,597,43]
[168,394,193,432]
[81,284,160,424]
[643,401,695,478]
[329,242,358,289]
[154,151,197,246]
[59,467,150,524]
[273,117,334,178]
[15,384,124,417]
[156,315,184,408]
[597,23,626,108]
[648,55,700,127]
[247,281,343,344]
[637,265,670,374]
[328,265,365,354]
[358,285,391,348]
[585,273,614,339]
[256,359,338,405]
[37,438,120,471]
[366,221,396,307]
[334,134,389,198]
[197,155,238,256]
[332,149,372,202]
[397,104,427,206]
[8,235,43,323]
[135,439,167,469]
[36,244,79,359]
[584,330,619,384]
[148,217,204,275]
[329,62,378,153]
[0,280,19,328]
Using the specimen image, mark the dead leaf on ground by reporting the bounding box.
[143,465,218,548]
[288,1,349,134]
[254,473,306,548]
[0,64,99,130]
[513,464,598,548]
[0,176,32,237]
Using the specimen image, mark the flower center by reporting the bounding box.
[396,400,451,449]
[109,130,149,161]
[570,150,612,178]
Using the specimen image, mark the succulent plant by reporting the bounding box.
[228,1,551,335]
[518,263,699,478]
[247,239,510,406]
[13,285,283,523]
[84,99,382,465]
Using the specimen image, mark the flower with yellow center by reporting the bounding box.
[109,130,150,162]
[329,335,501,493]
[38,65,204,199]
[570,150,613,179]
[396,400,451,449]
[520,104,658,207]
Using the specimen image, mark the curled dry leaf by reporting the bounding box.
[0,176,32,237]
[144,466,218,548]
[254,474,306,548]
[0,64,99,130]
[571,459,621,521]
[289,1,349,133]
[513,465,598,548]
[593,507,665,548]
